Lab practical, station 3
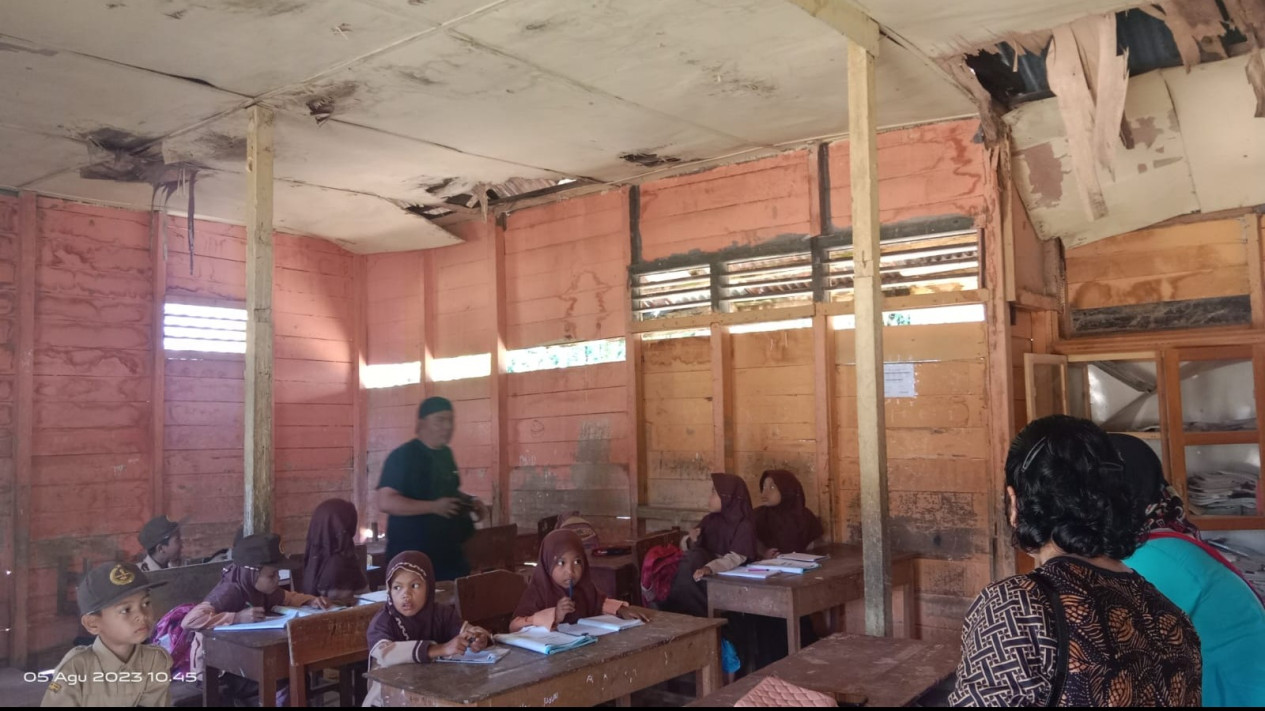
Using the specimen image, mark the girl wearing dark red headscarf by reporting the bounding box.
[363,552,490,707]
[301,498,369,604]
[753,470,824,558]
[664,473,759,618]
[510,530,643,631]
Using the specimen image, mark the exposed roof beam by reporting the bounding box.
[786,0,880,56]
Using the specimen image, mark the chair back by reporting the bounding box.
[463,523,518,573]
[146,561,226,621]
[455,569,528,634]
[286,602,384,707]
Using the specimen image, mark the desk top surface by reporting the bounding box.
[689,633,960,708]
[704,544,914,591]
[368,608,723,703]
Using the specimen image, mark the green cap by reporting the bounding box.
[78,562,165,615]
[231,533,296,569]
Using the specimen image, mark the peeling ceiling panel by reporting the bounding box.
[0,36,242,141]
[28,167,461,254]
[0,0,437,95]
[1007,70,1199,249]
[859,0,1139,57]
[0,126,86,187]
[1162,55,1265,213]
[281,31,745,181]
[161,109,560,204]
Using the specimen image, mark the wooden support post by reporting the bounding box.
[813,309,837,542]
[710,324,734,474]
[352,255,369,519]
[150,211,167,520]
[489,216,510,526]
[624,189,646,538]
[985,146,1018,581]
[1243,214,1264,329]
[849,42,891,637]
[13,192,37,668]
[244,104,274,537]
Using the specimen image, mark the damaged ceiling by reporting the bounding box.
[0,0,1204,253]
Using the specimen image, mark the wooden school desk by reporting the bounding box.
[368,608,725,706]
[705,544,917,653]
[201,590,455,707]
[689,633,960,708]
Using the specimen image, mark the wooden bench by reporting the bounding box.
[287,603,384,707]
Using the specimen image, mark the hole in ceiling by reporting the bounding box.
[620,152,682,168]
[965,6,1251,110]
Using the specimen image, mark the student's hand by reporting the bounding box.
[766,548,781,559]
[689,527,702,544]
[692,567,711,582]
[235,607,265,624]
[616,606,649,622]
[439,633,470,658]
[554,597,576,624]
[308,596,333,610]
[430,497,463,518]
[466,626,491,652]
[530,609,555,629]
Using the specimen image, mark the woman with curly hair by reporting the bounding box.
[950,415,1202,707]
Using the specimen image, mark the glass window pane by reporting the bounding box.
[1202,530,1265,598]
[1180,359,1257,431]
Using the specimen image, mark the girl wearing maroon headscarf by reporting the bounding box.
[753,469,824,558]
[510,530,644,631]
[665,473,759,618]
[363,552,490,707]
[301,498,369,604]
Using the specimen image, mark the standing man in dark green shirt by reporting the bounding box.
[376,397,488,580]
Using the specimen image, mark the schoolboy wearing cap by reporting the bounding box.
[137,516,183,572]
[41,562,172,707]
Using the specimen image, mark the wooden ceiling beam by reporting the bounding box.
[786,0,881,56]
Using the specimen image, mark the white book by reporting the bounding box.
[494,626,596,655]
[557,615,645,637]
[777,552,827,563]
[435,646,510,664]
[272,604,347,617]
[748,560,817,575]
[357,590,390,603]
[716,566,779,580]
[218,608,298,631]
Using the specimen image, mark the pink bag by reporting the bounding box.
[151,603,197,676]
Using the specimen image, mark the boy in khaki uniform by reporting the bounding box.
[41,561,172,707]
[137,516,183,572]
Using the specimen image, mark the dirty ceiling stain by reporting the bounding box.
[1129,115,1162,149]
[199,131,247,161]
[0,41,58,56]
[1019,142,1065,209]
[620,151,681,167]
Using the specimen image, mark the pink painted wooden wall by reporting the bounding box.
[1,196,358,665]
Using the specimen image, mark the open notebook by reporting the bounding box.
[777,552,827,563]
[557,615,644,637]
[748,558,821,575]
[217,608,299,631]
[716,566,780,580]
[494,626,597,655]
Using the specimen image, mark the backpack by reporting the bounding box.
[640,544,683,607]
[151,603,197,676]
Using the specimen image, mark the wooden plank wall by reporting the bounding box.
[642,335,714,528]
[1065,218,1250,310]
[639,150,814,261]
[836,322,992,641]
[732,329,818,509]
[364,250,423,530]
[828,119,990,227]
[503,191,630,540]
[5,196,358,666]
[0,196,20,662]
[430,221,495,506]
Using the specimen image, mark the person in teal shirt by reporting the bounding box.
[1113,434,1265,707]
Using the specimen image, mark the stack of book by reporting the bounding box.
[717,552,827,579]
